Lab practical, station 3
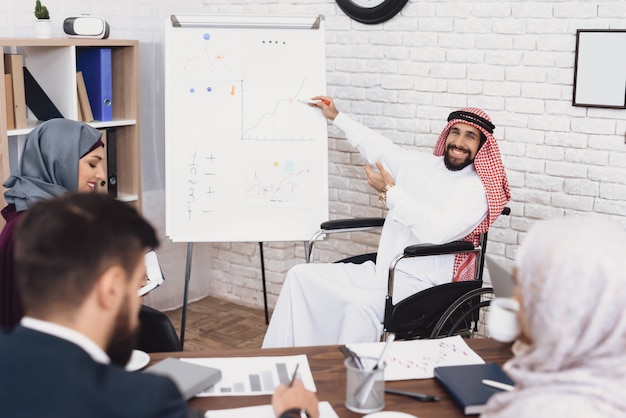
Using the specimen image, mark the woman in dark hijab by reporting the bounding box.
[1,118,105,329]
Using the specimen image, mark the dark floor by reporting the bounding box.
[164,296,269,352]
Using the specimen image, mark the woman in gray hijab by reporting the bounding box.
[1,118,105,329]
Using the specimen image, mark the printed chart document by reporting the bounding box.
[205,401,338,418]
[182,354,315,396]
[347,335,485,381]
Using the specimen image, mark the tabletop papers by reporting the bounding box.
[205,401,338,418]
[181,354,315,396]
[347,335,485,381]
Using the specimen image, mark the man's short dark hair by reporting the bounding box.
[15,193,159,314]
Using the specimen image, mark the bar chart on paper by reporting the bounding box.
[181,354,315,396]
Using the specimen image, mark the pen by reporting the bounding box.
[482,379,514,392]
[355,333,396,408]
[289,364,300,387]
[339,346,383,405]
[373,333,395,372]
[339,345,364,370]
[385,388,440,402]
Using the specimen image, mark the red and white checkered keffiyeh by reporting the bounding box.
[433,107,511,282]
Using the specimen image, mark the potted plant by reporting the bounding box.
[34,0,52,38]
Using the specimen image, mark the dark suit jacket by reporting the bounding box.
[0,326,188,418]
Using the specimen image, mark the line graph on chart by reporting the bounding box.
[244,159,312,207]
[241,78,320,141]
[347,336,485,381]
[388,339,477,376]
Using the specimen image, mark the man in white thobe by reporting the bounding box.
[263,98,510,348]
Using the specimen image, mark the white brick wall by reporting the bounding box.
[2,1,626,312]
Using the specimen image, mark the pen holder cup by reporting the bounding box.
[344,356,385,414]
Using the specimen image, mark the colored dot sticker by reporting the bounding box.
[203,33,210,40]
[207,86,212,92]
[189,87,195,93]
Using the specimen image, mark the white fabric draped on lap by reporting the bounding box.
[263,262,386,347]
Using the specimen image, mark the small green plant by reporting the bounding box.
[34,0,50,20]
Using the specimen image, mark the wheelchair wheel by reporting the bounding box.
[429,287,495,339]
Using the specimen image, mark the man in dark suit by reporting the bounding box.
[0,193,189,417]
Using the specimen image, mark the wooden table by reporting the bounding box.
[150,339,513,417]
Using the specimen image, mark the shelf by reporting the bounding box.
[6,118,137,137]
[116,192,139,203]
[1,38,142,219]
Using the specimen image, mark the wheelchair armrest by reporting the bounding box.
[403,241,475,257]
[320,217,385,231]
[307,217,385,263]
[387,240,478,297]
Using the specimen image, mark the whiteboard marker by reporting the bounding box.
[298,98,331,105]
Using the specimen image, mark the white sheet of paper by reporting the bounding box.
[138,250,165,296]
[181,354,315,396]
[347,335,485,381]
[205,401,338,418]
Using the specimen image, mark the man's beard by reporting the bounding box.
[106,296,139,367]
[443,144,474,171]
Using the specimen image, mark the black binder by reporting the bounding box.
[105,127,117,197]
[23,66,64,121]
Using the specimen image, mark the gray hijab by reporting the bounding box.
[482,217,626,418]
[3,119,102,211]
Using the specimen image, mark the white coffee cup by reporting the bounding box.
[487,297,521,343]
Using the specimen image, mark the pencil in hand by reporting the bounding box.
[289,364,300,387]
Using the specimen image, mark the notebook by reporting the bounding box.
[485,256,515,298]
[143,357,222,400]
[434,362,515,415]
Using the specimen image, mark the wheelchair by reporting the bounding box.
[306,208,510,341]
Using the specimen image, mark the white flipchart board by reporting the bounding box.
[165,15,328,242]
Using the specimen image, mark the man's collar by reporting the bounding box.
[21,316,111,364]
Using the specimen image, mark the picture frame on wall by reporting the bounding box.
[573,29,626,109]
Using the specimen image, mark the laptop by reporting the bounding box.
[485,256,516,298]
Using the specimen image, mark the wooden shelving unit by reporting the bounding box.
[0,38,141,226]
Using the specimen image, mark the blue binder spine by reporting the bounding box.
[76,48,113,121]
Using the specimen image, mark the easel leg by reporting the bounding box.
[259,242,269,325]
[181,242,193,350]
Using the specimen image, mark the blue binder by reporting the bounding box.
[434,363,515,415]
[76,48,112,121]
